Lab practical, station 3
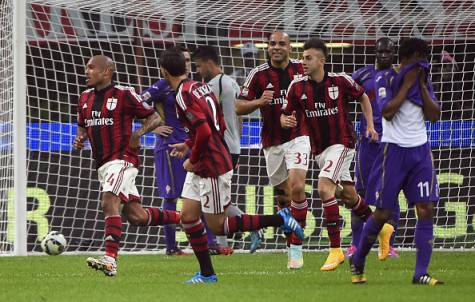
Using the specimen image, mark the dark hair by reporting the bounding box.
[398,38,430,59]
[178,45,189,53]
[303,38,328,57]
[160,46,186,76]
[193,45,220,65]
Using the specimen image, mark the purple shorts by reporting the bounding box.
[154,148,187,199]
[355,136,380,195]
[365,142,439,210]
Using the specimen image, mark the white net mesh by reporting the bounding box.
[2,0,474,254]
[0,0,14,253]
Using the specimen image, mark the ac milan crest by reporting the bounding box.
[106,97,118,110]
[328,86,339,100]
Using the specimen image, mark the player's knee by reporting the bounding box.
[318,185,335,201]
[180,211,198,224]
[416,202,434,220]
[101,193,121,216]
[373,208,391,223]
[291,182,306,196]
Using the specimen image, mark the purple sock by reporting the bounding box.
[414,219,433,278]
[202,216,217,245]
[163,199,177,250]
[353,216,385,267]
[389,210,400,246]
[351,212,364,247]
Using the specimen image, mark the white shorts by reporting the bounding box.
[263,136,310,186]
[181,170,233,214]
[315,144,355,184]
[97,159,140,202]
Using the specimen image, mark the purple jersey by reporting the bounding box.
[377,63,437,110]
[368,66,439,209]
[141,79,188,150]
[374,67,398,111]
[352,64,382,137]
[391,60,437,107]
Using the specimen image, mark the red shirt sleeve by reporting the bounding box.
[340,73,365,100]
[177,89,207,128]
[283,79,298,115]
[77,94,85,127]
[239,67,261,100]
[125,87,155,119]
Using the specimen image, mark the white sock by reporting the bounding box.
[226,205,243,217]
[216,235,228,246]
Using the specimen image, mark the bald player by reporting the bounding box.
[236,32,308,269]
[74,55,180,277]
[347,38,400,261]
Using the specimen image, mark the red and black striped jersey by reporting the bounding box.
[284,72,364,155]
[239,59,304,148]
[77,84,155,168]
[176,80,233,178]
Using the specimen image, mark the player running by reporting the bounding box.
[280,38,388,271]
[236,31,309,268]
[74,55,180,276]
[160,47,304,283]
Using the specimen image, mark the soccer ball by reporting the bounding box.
[41,231,67,255]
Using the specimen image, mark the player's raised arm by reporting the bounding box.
[419,71,441,122]
[381,67,420,121]
[357,93,378,142]
[235,90,273,115]
[235,63,274,115]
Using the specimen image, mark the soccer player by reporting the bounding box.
[280,38,382,271]
[74,55,180,276]
[350,38,443,285]
[160,48,304,283]
[141,47,231,256]
[235,31,309,268]
[193,45,264,252]
[140,47,191,256]
[348,38,399,260]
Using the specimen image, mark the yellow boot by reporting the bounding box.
[320,247,345,271]
[378,223,394,261]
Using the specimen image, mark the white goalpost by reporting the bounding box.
[1,0,474,255]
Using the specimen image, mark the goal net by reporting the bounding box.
[0,0,15,253]
[1,0,474,254]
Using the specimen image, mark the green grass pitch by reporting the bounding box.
[0,252,473,302]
